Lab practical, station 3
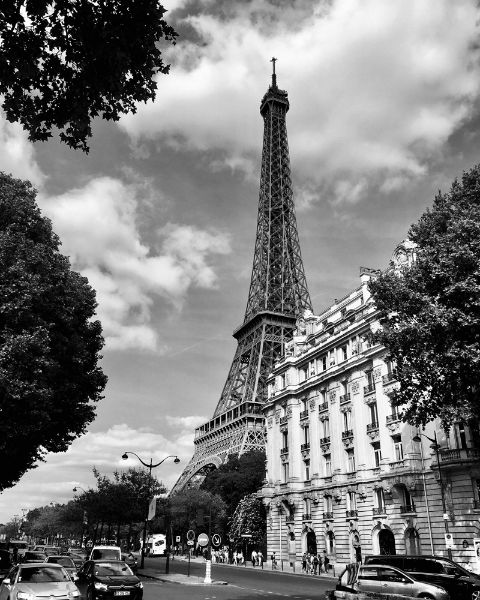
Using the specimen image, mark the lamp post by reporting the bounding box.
[121,451,180,569]
[412,430,451,559]
[73,487,88,548]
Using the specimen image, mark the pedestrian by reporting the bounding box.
[313,554,319,575]
[251,549,257,567]
[258,551,263,567]
[271,551,277,570]
[323,551,330,573]
[302,552,307,573]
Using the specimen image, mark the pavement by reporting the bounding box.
[137,554,337,586]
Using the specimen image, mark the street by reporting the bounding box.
[140,557,334,600]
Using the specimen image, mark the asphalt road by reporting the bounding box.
[141,556,334,600]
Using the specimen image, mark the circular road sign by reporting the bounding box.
[197,533,209,547]
[212,534,221,547]
[186,530,195,541]
[187,540,194,546]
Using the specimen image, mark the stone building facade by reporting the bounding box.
[262,242,480,572]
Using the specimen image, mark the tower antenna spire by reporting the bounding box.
[270,56,277,87]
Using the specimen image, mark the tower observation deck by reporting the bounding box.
[171,61,312,493]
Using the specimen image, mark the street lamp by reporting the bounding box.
[121,451,180,569]
[72,486,86,493]
[412,430,452,559]
[72,488,88,548]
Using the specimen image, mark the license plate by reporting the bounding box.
[114,592,130,596]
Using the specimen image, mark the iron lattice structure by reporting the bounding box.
[171,69,312,493]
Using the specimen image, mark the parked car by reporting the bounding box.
[0,563,80,600]
[0,551,11,582]
[33,545,61,556]
[336,563,450,599]
[22,551,48,563]
[45,555,79,581]
[77,560,143,600]
[365,554,480,600]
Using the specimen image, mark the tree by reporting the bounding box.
[200,450,266,517]
[0,173,107,490]
[369,164,480,428]
[168,488,226,539]
[228,493,266,551]
[0,1,177,151]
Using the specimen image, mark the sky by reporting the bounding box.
[1,0,480,523]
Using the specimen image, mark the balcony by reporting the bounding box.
[400,504,416,514]
[301,442,310,451]
[302,513,312,521]
[433,447,480,468]
[279,416,288,425]
[382,372,396,385]
[340,393,351,404]
[320,436,331,445]
[318,402,329,412]
[346,510,358,518]
[300,410,309,420]
[280,447,289,455]
[347,471,357,480]
[386,413,400,424]
[342,429,354,439]
[367,421,379,433]
[323,512,333,520]
[389,459,405,470]
[364,383,376,396]
[373,507,386,516]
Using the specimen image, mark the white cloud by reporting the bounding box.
[166,415,208,429]
[120,0,480,203]
[39,177,231,351]
[0,112,44,186]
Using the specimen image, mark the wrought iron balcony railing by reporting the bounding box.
[342,429,354,439]
[340,393,351,404]
[320,436,331,445]
[301,442,310,451]
[300,410,309,420]
[318,402,329,412]
[382,372,396,385]
[373,507,386,516]
[367,421,379,432]
[302,513,312,521]
[323,512,333,520]
[280,447,289,455]
[364,383,376,395]
[400,504,416,514]
[386,413,400,423]
[346,510,358,518]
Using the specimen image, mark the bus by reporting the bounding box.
[146,534,166,556]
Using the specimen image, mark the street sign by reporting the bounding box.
[175,536,181,543]
[197,533,209,547]
[212,533,221,547]
[445,533,455,549]
[241,534,252,538]
[187,540,194,546]
[186,529,195,541]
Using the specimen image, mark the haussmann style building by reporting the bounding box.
[262,241,480,573]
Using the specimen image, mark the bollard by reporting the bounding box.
[281,559,284,571]
[204,559,212,584]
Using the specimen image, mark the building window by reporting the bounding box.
[369,402,378,425]
[375,488,385,512]
[341,345,348,362]
[324,454,332,477]
[346,449,355,472]
[282,430,288,451]
[343,410,352,432]
[282,462,289,483]
[304,425,310,445]
[324,495,333,513]
[372,441,382,468]
[392,435,403,461]
[454,422,467,449]
[322,418,330,438]
[347,491,357,511]
[304,459,310,481]
[299,367,307,383]
[304,498,312,515]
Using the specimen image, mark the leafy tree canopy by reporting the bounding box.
[228,493,266,550]
[200,450,266,516]
[0,1,177,151]
[0,173,107,491]
[369,164,480,428]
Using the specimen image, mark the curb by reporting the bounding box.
[138,571,228,586]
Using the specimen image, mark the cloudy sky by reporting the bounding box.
[1,0,480,523]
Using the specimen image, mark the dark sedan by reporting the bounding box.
[21,551,48,564]
[77,560,143,600]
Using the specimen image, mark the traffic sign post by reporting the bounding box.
[197,533,209,547]
[197,533,211,584]
[212,533,221,547]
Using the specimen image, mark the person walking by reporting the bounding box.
[323,551,330,573]
[251,549,257,567]
[313,553,319,575]
[271,551,277,570]
[257,551,263,567]
[302,552,307,573]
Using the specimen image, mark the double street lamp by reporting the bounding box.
[121,452,180,569]
[412,430,452,559]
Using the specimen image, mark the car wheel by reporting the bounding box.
[472,590,480,600]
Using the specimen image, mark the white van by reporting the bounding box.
[89,545,121,561]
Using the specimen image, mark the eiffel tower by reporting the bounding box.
[171,60,312,493]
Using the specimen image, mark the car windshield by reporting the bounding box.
[25,553,46,560]
[95,563,132,577]
[48,558,75,568]
[19,566,69,583]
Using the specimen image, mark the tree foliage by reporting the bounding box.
[0,1,177,151]
[0,173,107,491]
[200,450,266,517]
[369,164,480,428]
[168,488,226,538]
[228,493,266,549]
